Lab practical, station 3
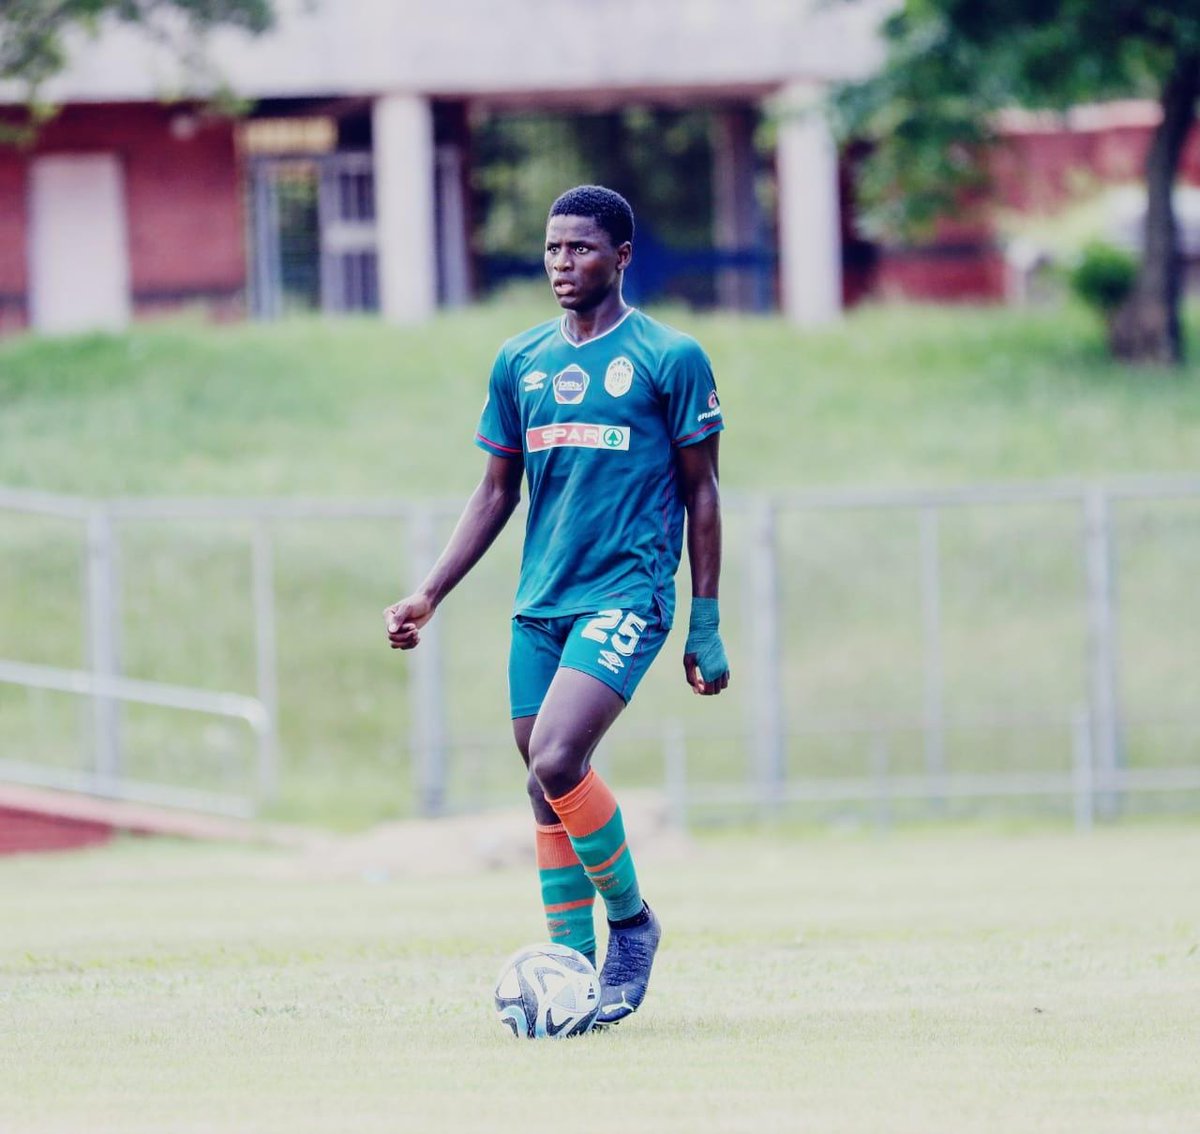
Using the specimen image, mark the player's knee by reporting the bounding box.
[525,770,544,806]
[527,736,585,800]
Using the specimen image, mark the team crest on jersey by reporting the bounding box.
[604,356,635,398]
[522,370,547,392]
[552,365,590,404]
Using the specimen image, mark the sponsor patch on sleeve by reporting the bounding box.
[697,389,722,422]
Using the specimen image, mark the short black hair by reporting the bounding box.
[548,185,635,247]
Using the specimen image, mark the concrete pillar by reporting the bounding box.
[775,82,843,325]
[711,106,764,311]
[372,93,436,323]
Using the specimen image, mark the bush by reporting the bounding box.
[1068,241,1137,314]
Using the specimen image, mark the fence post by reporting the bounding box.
[85,506,122,795]
[748,497,785,815]
[870,731,893,831]
[251,520,280,802]
[919,507,947,811]
[1071,706,1094,832]
[1083,489,1122,818]
[662,718,688,830]
[408,504,447,816]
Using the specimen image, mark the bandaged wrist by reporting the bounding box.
[689,597,720,631]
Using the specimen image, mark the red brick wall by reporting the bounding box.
[852,110,1200,305]
[873,246,1008,303]
[0,102,245,330]
[991,122,1200,213]
[0,156,28,331]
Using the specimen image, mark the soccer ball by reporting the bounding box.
[493,942,600,1039]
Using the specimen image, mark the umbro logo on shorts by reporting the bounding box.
[526,423,631,452]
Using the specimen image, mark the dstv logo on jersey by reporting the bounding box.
[552,365,590,404]
[526,423,631,452]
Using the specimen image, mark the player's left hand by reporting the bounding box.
[683,597,730,696]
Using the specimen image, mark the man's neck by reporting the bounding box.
[562,296,630,345]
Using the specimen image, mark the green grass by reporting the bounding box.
[2,298,1200,826]
[2,826,1198,1133]
[2,298,1200,496]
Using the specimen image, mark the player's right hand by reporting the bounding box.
[383,593,434,650]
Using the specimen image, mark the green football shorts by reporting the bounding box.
[508,606,670,719]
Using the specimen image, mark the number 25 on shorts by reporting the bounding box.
[580,609,647,656]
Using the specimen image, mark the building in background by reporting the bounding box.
[0,0,889,334]
[2,0,1197,337]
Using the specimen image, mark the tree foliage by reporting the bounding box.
[0,0,274,95]
[471,107,719,299]
[831,0,1192,238]
[832,1,1200,363]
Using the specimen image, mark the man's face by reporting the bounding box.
[544,214,631,312]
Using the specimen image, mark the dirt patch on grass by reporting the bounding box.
[281,790,689,881]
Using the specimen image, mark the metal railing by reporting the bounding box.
[0,658,268,817]
[2,477,1199,824]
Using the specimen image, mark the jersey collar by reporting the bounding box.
[558,307,637,348]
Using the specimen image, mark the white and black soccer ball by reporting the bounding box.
[493,943,600,1039]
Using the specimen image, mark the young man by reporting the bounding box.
[384,184,728,1026]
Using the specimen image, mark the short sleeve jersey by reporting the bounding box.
[475,308,723,627]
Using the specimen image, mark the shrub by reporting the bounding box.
[1068,241,1137,315]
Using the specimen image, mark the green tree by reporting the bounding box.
[832,1,1200,365]
[1,1,273,105]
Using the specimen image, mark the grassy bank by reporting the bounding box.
[2,297,1200,497]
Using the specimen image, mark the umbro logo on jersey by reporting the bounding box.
[552,365,589,404]
[523,370,547,392]
[526,423,631,452]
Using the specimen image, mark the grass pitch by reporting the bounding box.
[2,824,1198,1133]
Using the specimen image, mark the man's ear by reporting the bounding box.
[617,241,633,270]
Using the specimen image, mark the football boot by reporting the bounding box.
[596,902,661,1024]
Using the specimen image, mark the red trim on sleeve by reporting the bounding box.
[673,419,723,447]
[475,432,522,455]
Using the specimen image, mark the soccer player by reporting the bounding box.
[384,184,728,1026]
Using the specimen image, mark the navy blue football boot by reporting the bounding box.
[596,902,661,1025]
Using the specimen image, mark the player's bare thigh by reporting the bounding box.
[517,667,626,805]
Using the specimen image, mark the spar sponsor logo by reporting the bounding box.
[552,364,590,404]
[526,422,631,452]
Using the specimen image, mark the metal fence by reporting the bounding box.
[2,478,1199,826]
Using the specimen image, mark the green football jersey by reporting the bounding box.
[475,308,724,625]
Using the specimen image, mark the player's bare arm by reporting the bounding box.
[677,434,730,695]
[384,453,524,649]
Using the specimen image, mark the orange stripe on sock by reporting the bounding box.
[546,769,618,838]
[535,822,581,871]
[544,897,594,914]
[583,840,629,875]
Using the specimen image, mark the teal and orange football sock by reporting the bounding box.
[535,822,597,964]
[546,769,643,924]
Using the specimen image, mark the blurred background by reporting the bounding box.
[1,0,1199,841]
